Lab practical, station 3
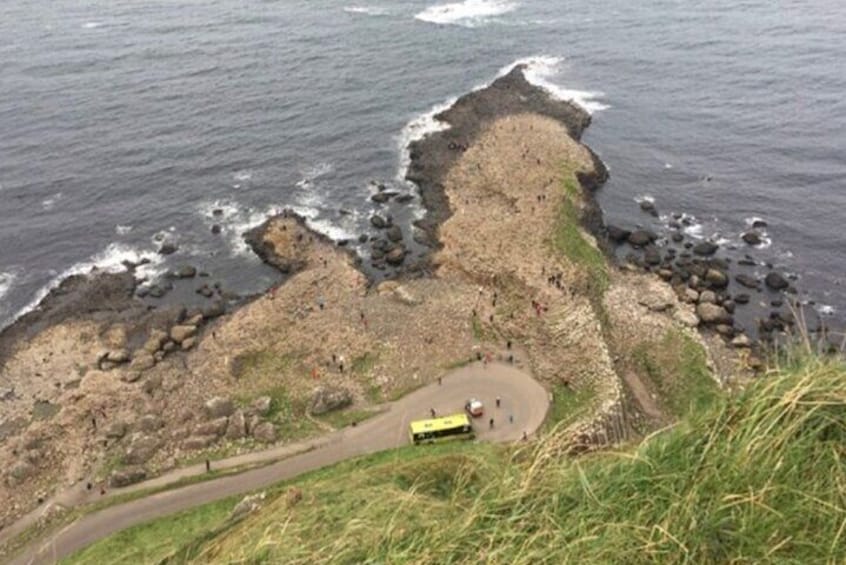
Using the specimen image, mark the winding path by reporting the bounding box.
[9,360,549,564]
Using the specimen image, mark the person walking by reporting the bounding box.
[496,396,501,408]
[205,459,211,473]
[430,408,436,418]
[489,418,494,429]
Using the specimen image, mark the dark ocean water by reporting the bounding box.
[1,0,844,330]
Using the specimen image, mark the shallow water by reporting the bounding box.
[1,0,844,330]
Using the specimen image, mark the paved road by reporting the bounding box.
[10,361,549,564]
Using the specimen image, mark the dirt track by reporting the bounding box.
[11,360,548,564]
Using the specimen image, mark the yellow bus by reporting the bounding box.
[409,413,474,445]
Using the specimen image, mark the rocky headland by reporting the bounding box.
[0,65,762,542]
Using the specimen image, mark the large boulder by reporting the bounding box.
[204,397,235,419]
[606,225,631,243]
[627,230,657,248]
[195,417,229,437]
[696,303,732,325]
[143,329,169,354]
[704,268,728,289]
[764,272,789,291]
[310,386,353,415]
[170,324,197,344]
[674,308,699,328]
[109,466,147,488]
[252,422,277,443]
[123,433,160,465]
[226,410,247,440]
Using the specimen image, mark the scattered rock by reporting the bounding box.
[143,330,169,354]
[385,246,407,265]
[109,467,147,488]
[204,397,235,419]
[252,422,277,443]
[129,352,156,371]
[370,214,391,229]
[170,324,197,344]
[107,349,131,364]
[671,232,684,243]
[309,386,353,415]
[158,243,178,255]
[731,334,752,348]
[715,324,734,336]
[371,192,390,204]
[741,231,763,246]
[627,230,657,247]
[696,303,732,325]
[751,219,768,229]
[181,337,197,350]
[683,288,699,303]
[196,285,214,298]
[704,268,728,289]
[764,272,789,291]
[735,274,760,290]
[226,410,247,440]
[172,265,197,279]
[639,200,658,216]
[202,301,225,319]
[211,224,222,235]
[643,246,661,266]
[386,225,403,242]
[230,492,266,520]
[698,290,717,304]
[692,241,719,256]
[606,225,631,243]
[195,417,229,437]
[123,433,160,465]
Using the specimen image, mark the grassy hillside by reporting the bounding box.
[66,353,846,564]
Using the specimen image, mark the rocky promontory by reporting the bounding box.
[0,65,749,542]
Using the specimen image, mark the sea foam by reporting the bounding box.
[343,6,388,16]
[501,56,609,114]
[415,0,518,28]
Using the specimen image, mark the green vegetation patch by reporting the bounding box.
[231,350,300,381]
[546,382,597,430]
[553,175,609,298]
[632,329,719,418]
[350,351,378,375]
[318,408,382,430]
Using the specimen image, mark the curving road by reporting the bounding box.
[10,361,549,564]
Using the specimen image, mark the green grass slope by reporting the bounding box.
[67,353,846,564]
